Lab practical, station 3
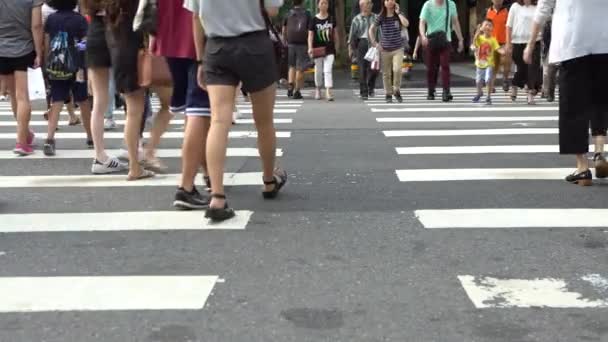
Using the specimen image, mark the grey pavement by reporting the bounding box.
[0,73,607,342]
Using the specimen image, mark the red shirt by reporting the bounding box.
[152,0,196,59]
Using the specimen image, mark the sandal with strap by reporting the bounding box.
[262,169,287,199]
[203,175,211,192]
[205,194,236,222]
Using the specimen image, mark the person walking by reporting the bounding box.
[369,0,409,103]
[348,0,379,100]
[419,0,465,102]
[185,0,287,222]
[540,18,556,102]
[82,0,127,174]
[0,0,43,156]
[308,0,338,101]
[506,0,541,105]
[282,0,312,100]
[524,0,608,185]
[486,0,512,92]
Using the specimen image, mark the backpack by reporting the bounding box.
[46,31,78,81]
[286,8,310,44]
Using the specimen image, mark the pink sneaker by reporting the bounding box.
[27,129,36,147]
[13,143,34,156]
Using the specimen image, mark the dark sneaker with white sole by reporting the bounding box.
[174,187,210,210]
[43,139,56,156]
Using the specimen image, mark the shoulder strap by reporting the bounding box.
[260,0,284,46]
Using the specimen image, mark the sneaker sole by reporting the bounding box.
[173,200,209,210]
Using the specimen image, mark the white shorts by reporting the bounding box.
[476,67,494,85]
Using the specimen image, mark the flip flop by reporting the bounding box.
[126,169,155,181]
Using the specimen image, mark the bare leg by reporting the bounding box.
[13,71,31,145]
[46,102,63,140]
[79,99,93,140]
[123,88,147,179]
[144,86,173,161]
[180,116,211,191]
[250,83,279,192]
[88,67,110,161]
[206,85,237,207]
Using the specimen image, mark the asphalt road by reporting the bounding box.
[0,75,607,342]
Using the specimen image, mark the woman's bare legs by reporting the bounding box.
[123,88,147,178]
[12,71,32,146]
[249,83,280,192]
[206,85,237,208]
[79,98,93,141]
[88,67,110,161]
[144,86,173,166]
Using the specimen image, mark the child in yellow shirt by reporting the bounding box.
[471,19,505,104]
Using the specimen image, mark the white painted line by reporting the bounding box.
[397,168,576,182]
[0,131,291,139]
[237,104,302,108]
[367,102,556,106]
[372,107,557,112]
[0,118,293,126]
[415,209,608,228]
[0,210,253,232]
[238,108,296,114]
[0,109,297,116]
[384,128,557,137]
[582,274,608,291]
[0,276,219,312]
[0,148,282,159]
[458,275,608,308]
[377,116,556,123]
[0,172,263,188]
[394,145,593,155]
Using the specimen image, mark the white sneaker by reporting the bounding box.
[91,157,128,174]
[0,95,7,102]
[232,109,241,124]
[104,118,116,131]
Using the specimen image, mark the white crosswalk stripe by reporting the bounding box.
[0,91,302,314]
[368,87,606,310]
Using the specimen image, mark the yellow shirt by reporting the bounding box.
[474,35,501,69]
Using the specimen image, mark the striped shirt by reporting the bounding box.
[375,15,403,51]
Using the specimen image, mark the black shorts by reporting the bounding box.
[106,19,143,94]
[166,57,211,116]
[85,16,112,68]
[49,78,88,103]
[203,31,278,93]
[558,54,608,153]
[0,51,36,75]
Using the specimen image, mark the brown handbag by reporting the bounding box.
[311,47,327,58]
[137,49,172,88]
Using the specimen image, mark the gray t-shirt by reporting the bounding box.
[183,0,283,38]
[0,0,44,58]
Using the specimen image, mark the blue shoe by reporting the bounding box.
[472,95,482,103]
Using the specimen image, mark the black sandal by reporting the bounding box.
[204,194,236,222]
[262,169,287,199]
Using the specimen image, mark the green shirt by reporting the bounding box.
[419,0,457,42]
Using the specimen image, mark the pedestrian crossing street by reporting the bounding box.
[0,92,305,313]
[364,87,608,310]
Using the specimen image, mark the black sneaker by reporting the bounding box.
[43,139,56,156]
[86,139,94,149]
[394,91,403,103]
[565,169,592,186]
[385,95,393,103]
[361,94,368,101]
[173,187,210,210]
[442,89,453,102]
[369,90,375,98]
[427,90,435,100]
[502,81,510,92]
[293,90,303,100]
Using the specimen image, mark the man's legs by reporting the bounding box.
[425,48,440,98]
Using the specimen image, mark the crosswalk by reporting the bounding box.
[366,87,608,309]
[0,93,301,313]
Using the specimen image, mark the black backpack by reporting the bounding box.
[46,31,78,81]
[286,8,310,44]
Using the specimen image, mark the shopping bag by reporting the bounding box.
[27,68,46,100]
[371,52,380,71]
[364,46,378,62]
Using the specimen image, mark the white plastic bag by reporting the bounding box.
[27,68,46,100]
[371,50,381,71]
[364,46,378,62]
